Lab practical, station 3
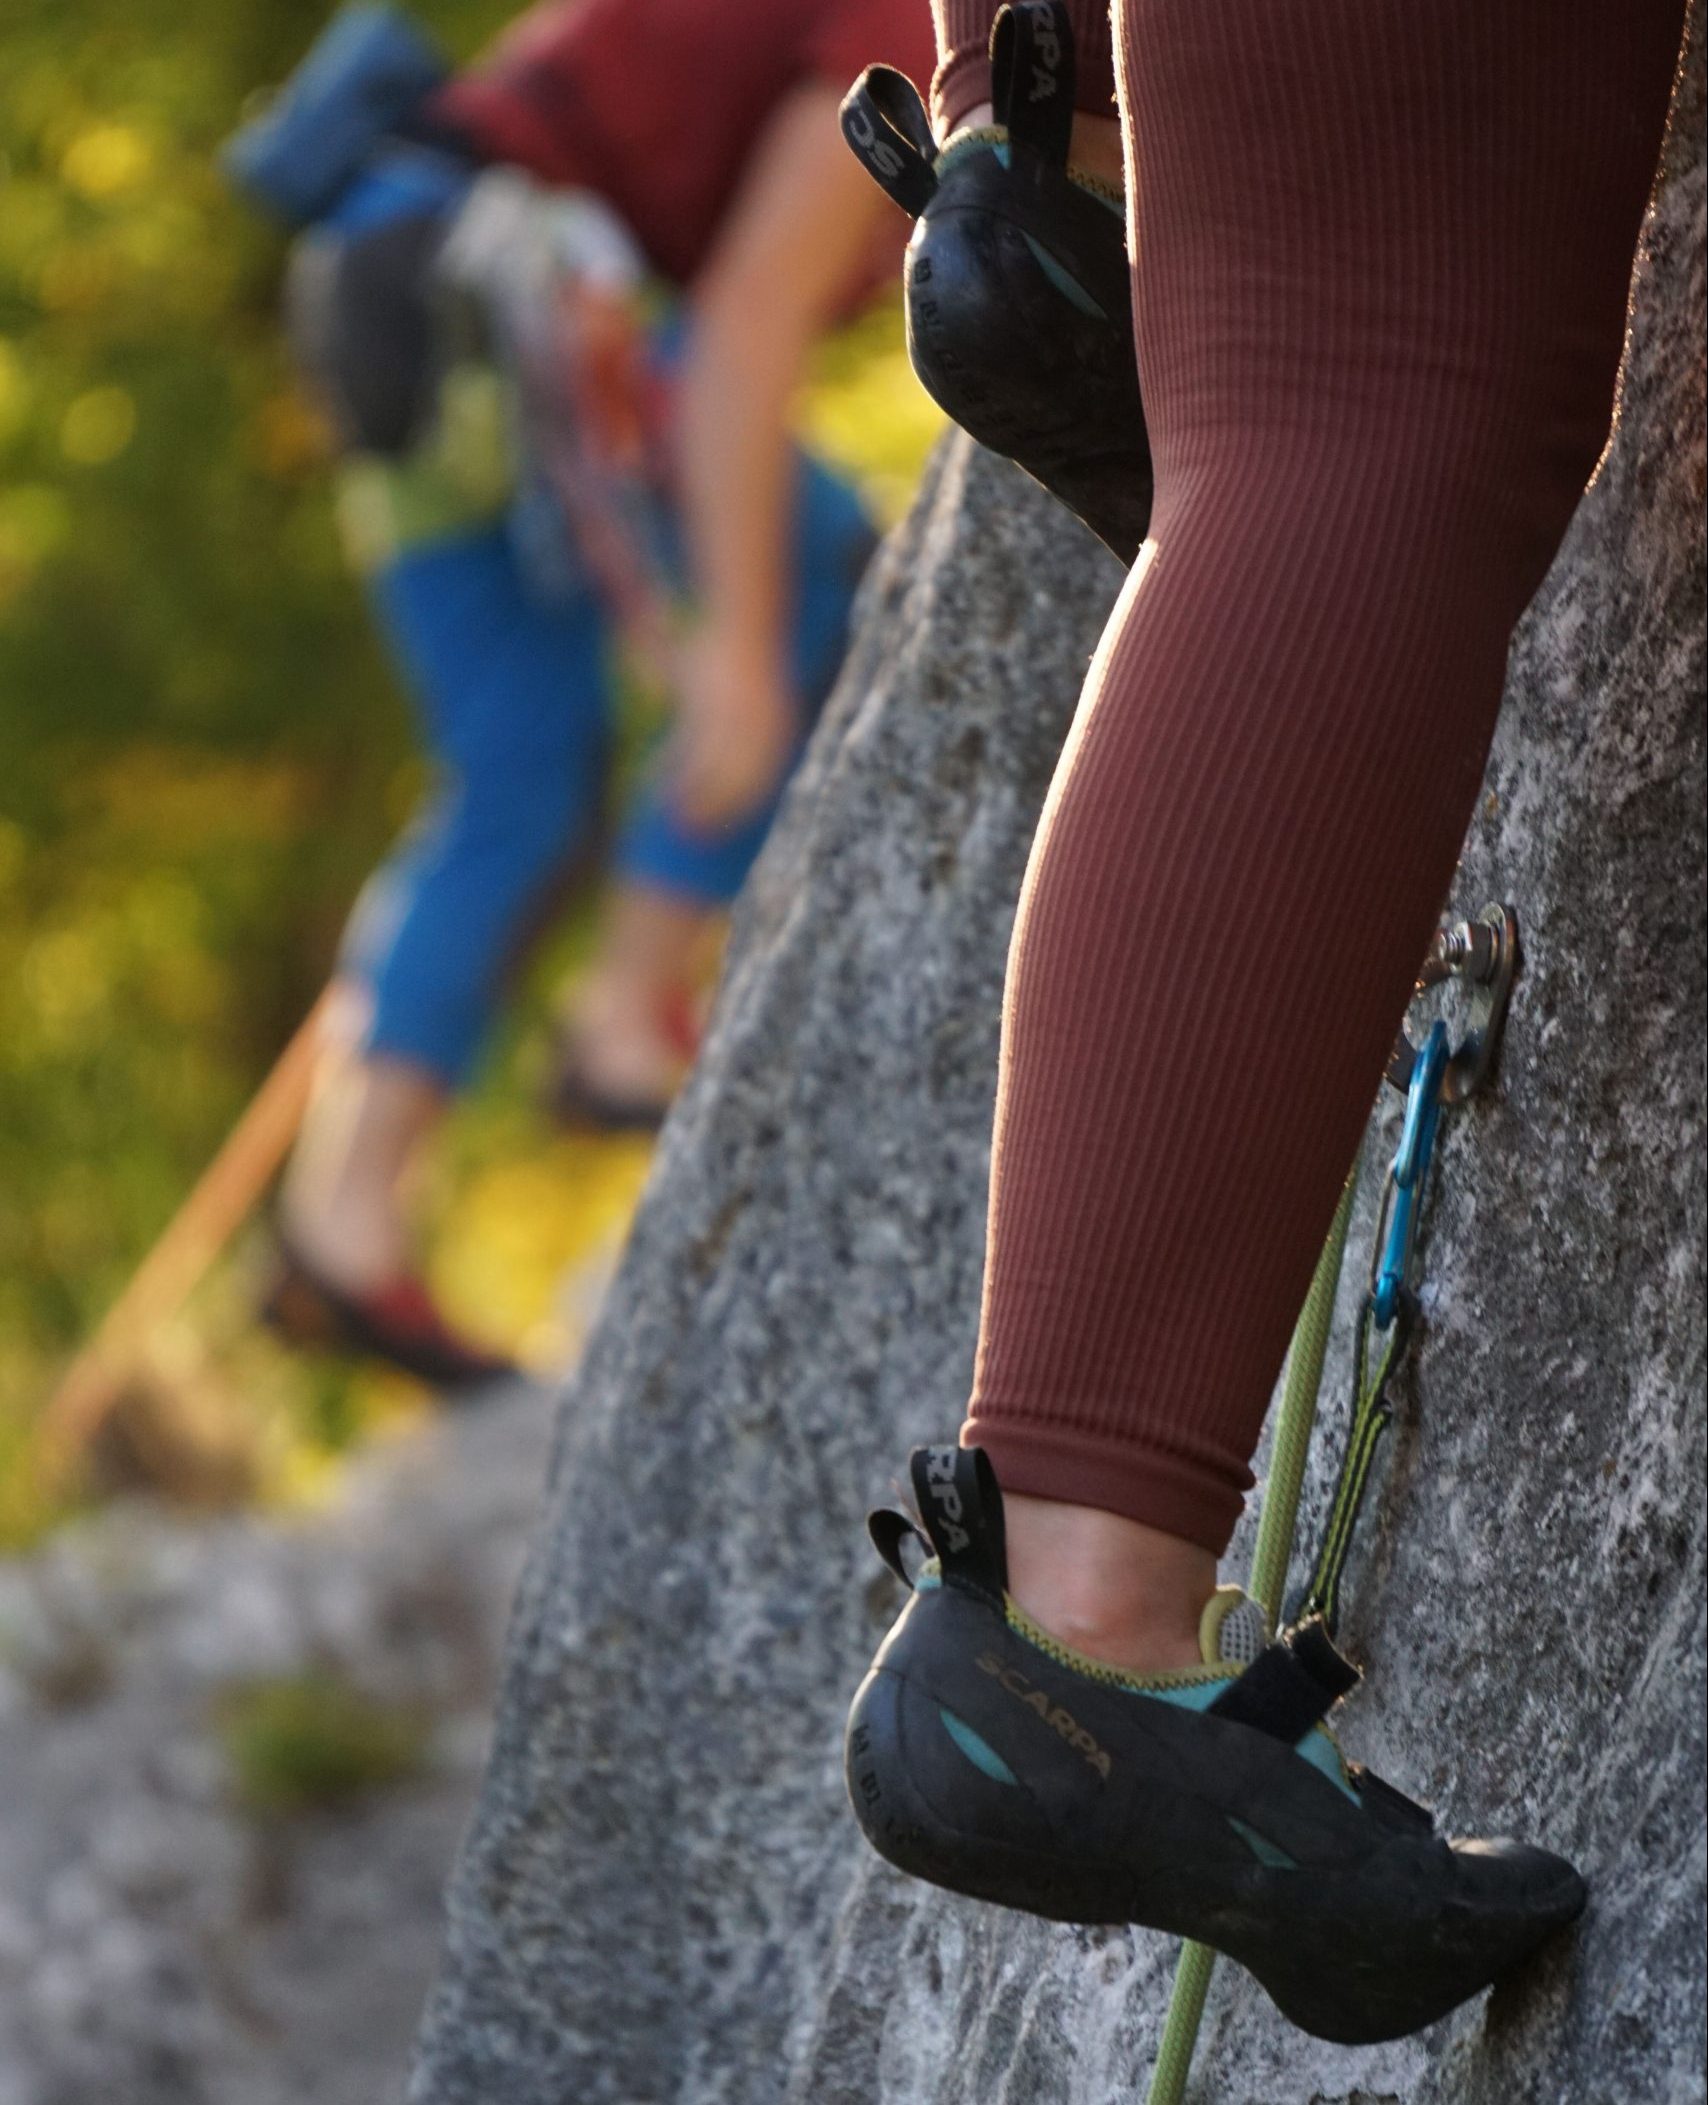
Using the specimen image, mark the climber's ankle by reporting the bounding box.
[1066,111,1123,191]
[1002,1490,1215,1676]
[951,100,1125,192]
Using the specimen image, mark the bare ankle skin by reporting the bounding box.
[282,1035,445,1293]
[1002,1489,1216,1676]
[567,884,715,1098]
[565,999,687,1103]
[952,100,1125,192]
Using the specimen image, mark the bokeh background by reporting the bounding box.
[0,0,942,1543]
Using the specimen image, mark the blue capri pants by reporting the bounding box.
[340,455,874,1087]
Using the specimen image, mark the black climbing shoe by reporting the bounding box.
[845,1446,1587,2046]
[841,2,1151,563]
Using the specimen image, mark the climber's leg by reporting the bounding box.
[549,888,717,1131]
[842,3,1150,560]
[276,521,609,1380]
[608,453,873,909]
[845,0,1686,2018]
[554,451,877,1123]
[348,524,610,1096]
[999,1491,1213,1673]
[969,0,1685,1600]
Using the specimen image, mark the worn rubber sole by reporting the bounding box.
[904,161,1153,564]
[846,1582,1586,2045]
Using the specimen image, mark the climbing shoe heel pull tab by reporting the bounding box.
[867,1506,925,1589]
[908,1444,1007,1601]
[840,68,938,218]
[990,3,1077,167]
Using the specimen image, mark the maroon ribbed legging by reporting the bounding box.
[950,0,1686,1552]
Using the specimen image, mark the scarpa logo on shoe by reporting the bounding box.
[844,101,907,184]
[922,1447,972,1554]
[977,1650,1112,1779]
[1015,3,1064,104]
[1029,30,1061,103]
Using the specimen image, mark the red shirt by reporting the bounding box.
[435,0,935,290]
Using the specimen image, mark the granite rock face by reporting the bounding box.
[410,29,1705,2105]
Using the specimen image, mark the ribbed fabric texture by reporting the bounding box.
[965,0,1687,1553]
[931,1,1117,135]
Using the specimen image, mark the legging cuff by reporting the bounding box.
[963,1417,1250,1558]
[931,1,1118,137]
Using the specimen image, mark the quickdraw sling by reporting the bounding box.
[1147,902,1521,2105]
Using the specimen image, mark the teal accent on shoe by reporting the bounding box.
[1294,1726,1360,1802]
[1021,234,1107,319]
[1010,1628,1362,1806]
[1138,1679,1233,1716]
[1112,1681,1358,1803]
[1226,1816,1298,1871]
[929,132,1014,178]
[935,133,1123,217]
[939,1706,1020,1784]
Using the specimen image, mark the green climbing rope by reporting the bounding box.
[1145,1169,1358,2105]
[1250,1173,1356,1618]
[1143,909,1518,2100]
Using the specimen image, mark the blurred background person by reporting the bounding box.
[227,0,934,1387]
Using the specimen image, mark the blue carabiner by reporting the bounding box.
[1373,1019,1450,1328]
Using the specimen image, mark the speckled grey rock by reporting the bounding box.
[409,28,1705,2105]
[0,1383,556,2105]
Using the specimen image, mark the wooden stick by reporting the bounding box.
[38,993,331,1472]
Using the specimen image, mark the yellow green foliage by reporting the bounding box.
[0,1,939,1541]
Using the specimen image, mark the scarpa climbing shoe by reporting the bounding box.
[841,2,1151,564]
[845,1446,1586,2046]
